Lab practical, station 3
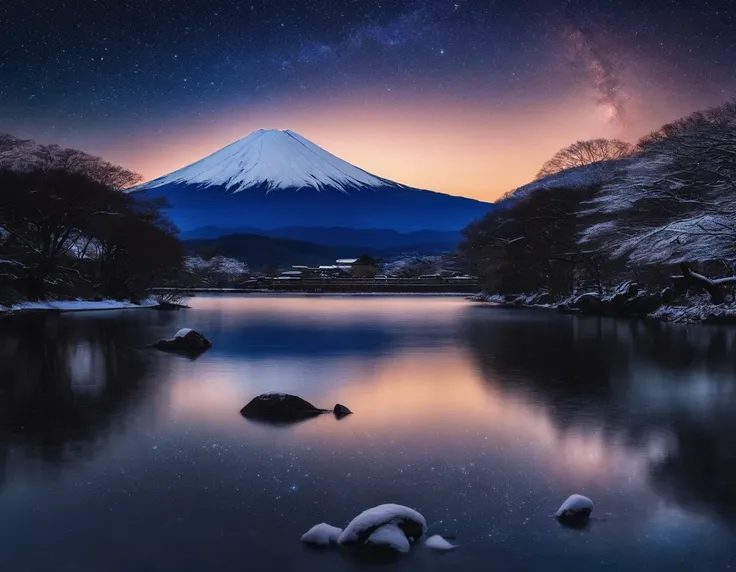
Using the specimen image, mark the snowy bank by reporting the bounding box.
[650,303,736,324]
[1,297,157,313]
[470,280,736,325]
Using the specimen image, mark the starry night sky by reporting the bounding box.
[1,0,735,199]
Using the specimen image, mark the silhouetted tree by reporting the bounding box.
[0,136,183,301]
[535,138,634,179]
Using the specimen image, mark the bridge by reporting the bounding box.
[152,276,480,294]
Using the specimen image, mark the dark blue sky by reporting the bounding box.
[2,0,735,198]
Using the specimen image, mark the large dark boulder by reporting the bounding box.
[240,393,326,420]
[153,329,211,355]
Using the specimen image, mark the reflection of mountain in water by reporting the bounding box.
[0,312,164,482]
[212,319,453,359]
[462,309,736,525]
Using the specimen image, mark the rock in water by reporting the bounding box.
[555,494,593,521]
[338,504,427,546]
[366,523,410,553]
[153,329,212,355]
[301,523,343,546]
[240,393,325,420]
[334,404,352,418]
[425,535,457,551]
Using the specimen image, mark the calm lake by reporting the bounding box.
[0,295,735,571]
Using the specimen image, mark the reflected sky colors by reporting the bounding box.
[0,296,734,570]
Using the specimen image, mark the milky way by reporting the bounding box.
[1,0,735,199]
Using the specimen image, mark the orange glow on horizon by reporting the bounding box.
[95,89,717,202]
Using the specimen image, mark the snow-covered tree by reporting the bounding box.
[184,255,249,284]
[381,256,444,277]
[583,100,736,266]
[535,138,634,180]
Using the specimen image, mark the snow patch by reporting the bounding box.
[366,524,410,553]
[261,392,288,401]
[2,298,156,313]
[424,535,457,551]
[301,523,343,546]
[174,328,193,338]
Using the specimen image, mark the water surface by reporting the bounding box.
[0,295,735,571]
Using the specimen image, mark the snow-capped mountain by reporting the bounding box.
[133,129,492,233]
[142,129,398,193]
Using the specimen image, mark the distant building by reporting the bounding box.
[336,258,359,265]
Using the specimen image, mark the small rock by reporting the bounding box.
[555,494,593,521]
[153,329,211,355]
[334,404,352,418]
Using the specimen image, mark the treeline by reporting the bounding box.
[0,134,183,304]
[459,99,736,305]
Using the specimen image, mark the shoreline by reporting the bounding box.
[0,298,159,314]
[1,292,476,315]
[468,292,736,325]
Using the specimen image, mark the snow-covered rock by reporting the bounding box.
[154,329,212,355]
[555,494,593,519]
[366,523,410,553]
[424,535,457,551]
[301,523,343,546]
[338,504,426,546]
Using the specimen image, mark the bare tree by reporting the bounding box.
[0,134,141,190]
[535,139,635,179]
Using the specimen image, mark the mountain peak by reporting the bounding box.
[140,128,396,194]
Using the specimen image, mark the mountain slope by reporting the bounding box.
[134,129,492,232]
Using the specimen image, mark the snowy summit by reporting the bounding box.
[140,129,396,195]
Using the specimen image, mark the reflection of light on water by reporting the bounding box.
[68,341,106,396]
[189,294,467,326]
[163,343,652,487]
[625,365,736,413]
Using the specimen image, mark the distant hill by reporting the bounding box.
[183,233,446,270]
[179,225,461,250]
